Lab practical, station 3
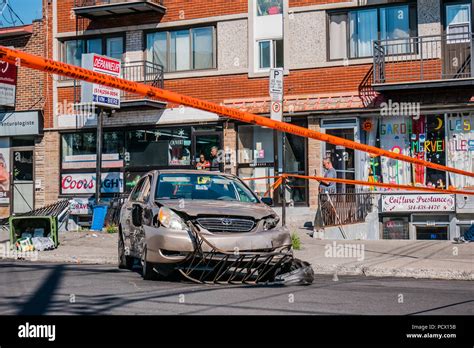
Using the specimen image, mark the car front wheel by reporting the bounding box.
[141,246,157,280]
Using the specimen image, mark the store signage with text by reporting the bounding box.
[381,194,455,212]
[62,153,124,169]
[0,60,17,107]
[81,54,121,108]
[0,111,40,136]
[69,198,92,215]
[61,172,124,194]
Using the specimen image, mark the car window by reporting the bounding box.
[139,176,152,203]
[130,177,146,201]
[155,173,258,203]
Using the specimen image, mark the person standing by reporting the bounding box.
[320,157,337,194]
[209,146,221,172]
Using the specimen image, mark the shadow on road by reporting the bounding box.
[17,264,65,315]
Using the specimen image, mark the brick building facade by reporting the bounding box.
[0,20,47,216]
[6,0,472,239]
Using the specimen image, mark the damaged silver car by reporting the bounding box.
[118,170,314,285]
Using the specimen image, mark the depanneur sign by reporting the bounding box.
[81,54,121,108]
[382,194,455,213]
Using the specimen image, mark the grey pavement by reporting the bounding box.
[0,260,472,315]
[1,226,473,280]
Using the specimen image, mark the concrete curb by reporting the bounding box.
[310,264,474,281]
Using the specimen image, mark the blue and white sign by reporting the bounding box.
[81,54,121,109]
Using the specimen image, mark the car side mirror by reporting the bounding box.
[131,204,143,227]
[261,197,273,206]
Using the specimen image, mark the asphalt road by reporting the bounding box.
[0,260,472,315]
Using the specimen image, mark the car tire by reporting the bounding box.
[118,228,133,270]
[141,246,157,280]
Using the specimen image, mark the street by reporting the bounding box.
[0,260,472,315]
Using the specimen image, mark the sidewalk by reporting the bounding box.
[1,228,472,280]
[293,229,474,281]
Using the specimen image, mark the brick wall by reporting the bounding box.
[57,62,370,107]
[223,121,237,175]
[62,0,249,33]
[41,131,60,205]
[289,0,349,6]
[0,21,46,113]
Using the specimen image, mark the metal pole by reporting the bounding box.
[95,108,103,204]
[281,7,286,227]
[281,132,286,227]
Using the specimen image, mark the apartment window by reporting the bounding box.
[106,37,124,61]
[257,0,283,16]
[62,36,124,66]
[349,9,378,58]
[146,27,215,72]
[446,3,471,43]
[329,4,415,60]
[258,39,283,69]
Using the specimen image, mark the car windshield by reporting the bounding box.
[155,173,259,203]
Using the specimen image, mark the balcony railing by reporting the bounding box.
[121,60,164,102]
[373,33,474,87]
[74,0,165,19]
[77,0,163,7]
[317,189,375,228]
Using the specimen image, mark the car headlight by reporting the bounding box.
[263,216,279,231]
[158,207,188,231]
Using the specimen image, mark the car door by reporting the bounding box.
[133,175,153,256]
[122,177,146,255]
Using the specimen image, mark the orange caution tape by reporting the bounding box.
[1,46,472,179]
[243,174,474,196]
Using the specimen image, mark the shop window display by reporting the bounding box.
[364,114,469,189]
[126,128,191,168]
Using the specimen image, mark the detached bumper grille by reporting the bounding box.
[197,217,255,233]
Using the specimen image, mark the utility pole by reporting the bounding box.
[95,108,104,204]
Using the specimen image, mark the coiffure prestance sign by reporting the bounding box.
[381,194,455,213]
[61,172,124,195]
[81,54,121,108]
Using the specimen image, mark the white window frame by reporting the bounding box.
[446,3,472,44]
[256,39,283,71]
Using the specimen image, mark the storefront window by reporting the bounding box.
[367,115,452,189]
[126,128,191,168]
[238,125,274,164]
[447,113,474,189]
[103,131,124,158]
[382,217,409,239]
[238,167,276,199]
[425,116,447,188]
[62,132,124,169]
[62,133,96,159]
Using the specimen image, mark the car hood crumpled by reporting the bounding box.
[157,199,277,220]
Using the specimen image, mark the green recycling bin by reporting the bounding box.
[9,216,59,248]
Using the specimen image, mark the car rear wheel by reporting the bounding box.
[118,228,134,270]
[141,246,157,280]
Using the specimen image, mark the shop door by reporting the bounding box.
[443,2,472,78]
[416,226,448,240]
[11,148,34,214]
[323,126,357,193]
[192,132,222,170]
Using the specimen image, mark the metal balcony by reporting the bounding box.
[74,0,166,19]
[121,60,165,108]
[373,33,474,91]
